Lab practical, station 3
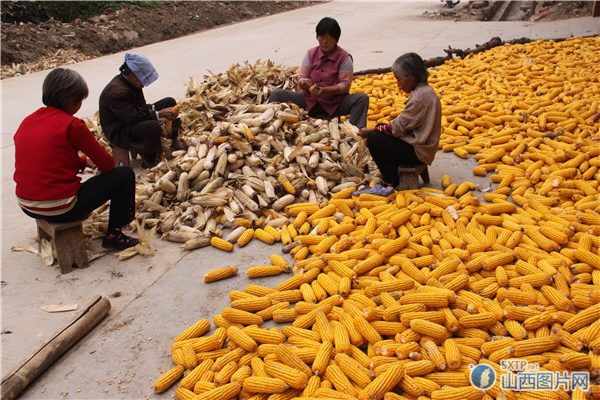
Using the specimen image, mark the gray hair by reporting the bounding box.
[42,68,89,111]
[391,53,429,86]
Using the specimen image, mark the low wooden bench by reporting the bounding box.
[111,142,144,167]
[36,219,89,274]
[397,164,430,191]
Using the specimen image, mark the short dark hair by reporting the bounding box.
[392,53,429,86]
[316,17,341,42]
[42,68,89,111]
[119,61,132,76]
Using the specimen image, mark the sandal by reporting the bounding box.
[102,232,140,250]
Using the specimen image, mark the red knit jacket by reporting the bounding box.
[14,107,115,214]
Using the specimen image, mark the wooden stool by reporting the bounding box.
[36,219,89,274]
[111,142,144,167]
[397,164,430,191]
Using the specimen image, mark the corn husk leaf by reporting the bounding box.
[38,304,79,313]
[10,246,39,255]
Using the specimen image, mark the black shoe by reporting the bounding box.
[170,140,184,151]
[102,232,140,250]
[141,159,158,169]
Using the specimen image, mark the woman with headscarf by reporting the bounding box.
[99,53,182,169]
[358,53,442,187]
[269,17,369,128]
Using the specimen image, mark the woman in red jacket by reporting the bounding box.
[14,68,139,250]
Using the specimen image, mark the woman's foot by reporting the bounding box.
[102,231,140,250]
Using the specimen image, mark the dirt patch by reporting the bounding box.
[1,1,315,76]
[421,1,593,22]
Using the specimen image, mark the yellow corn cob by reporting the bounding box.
[271,254,292,273]
[227,326,258,352]
[265,361,308,389]
[358,363,405,400]
[409,319,449,340]
[214,360,237,386]
[180,359,215,390]
[237,228,254,247]
[243,377,288,394]
[230,365,252,385]
[311,340,333,376]
[193,381,215,395]
[204,266,238,282]
[278,174,296,194]
[275,344,313,378]
[254,228,276,245]
[324,364,358,397]
[508,336,560,357]
[430,386,484,400]
[275,273,307,292]
[222,307,264,326]
[180,342,198,370]
[334,353,372,389]
[175,319,211,342]
[210,237,234,252]
[196,382,241,400]
[153,365,185,393]
[353,316,383,344]
[443,338,462,370]
[247,265,283,278]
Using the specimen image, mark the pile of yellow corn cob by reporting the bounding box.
[151,36,600,400]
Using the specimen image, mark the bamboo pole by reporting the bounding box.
[1,295,111,400]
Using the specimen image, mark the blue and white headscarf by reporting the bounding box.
[124,53,158,87]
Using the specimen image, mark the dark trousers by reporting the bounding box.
[268,89,369,128]
[23,166,136,231]
[367,131,423,186]
[128,97,181,154]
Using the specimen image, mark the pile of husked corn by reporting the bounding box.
[152,36,600,400]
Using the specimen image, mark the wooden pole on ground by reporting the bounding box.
[1,295,111,400]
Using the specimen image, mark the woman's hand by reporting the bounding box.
[86,157,97,170]
[358,127,374,139]
[310,85,323,99]
[158,108,178,121]
[300,79,314,91]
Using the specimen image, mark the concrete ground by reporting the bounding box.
[1,1,598,399]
